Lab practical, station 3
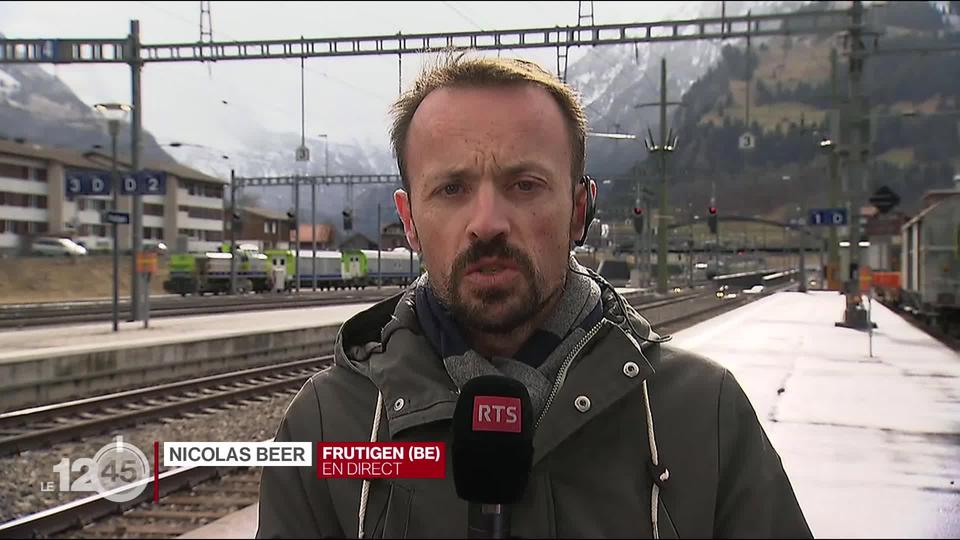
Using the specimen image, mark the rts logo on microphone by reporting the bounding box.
[473,396,521,433]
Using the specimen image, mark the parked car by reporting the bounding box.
[30,237,88,257]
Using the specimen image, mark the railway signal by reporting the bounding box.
[632,207,644,234]
[708,206,718,235]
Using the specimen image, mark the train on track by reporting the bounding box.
[163,246,423,295]
[897,195,959,335]
[870,194,959,336]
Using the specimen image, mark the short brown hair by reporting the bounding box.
[389,52,587,193]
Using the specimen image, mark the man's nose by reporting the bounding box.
[465,182,510,243]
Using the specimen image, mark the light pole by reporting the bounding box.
[94,103,132,332]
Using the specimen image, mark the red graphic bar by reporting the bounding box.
[317,442,445,479]
[154,440,159,503]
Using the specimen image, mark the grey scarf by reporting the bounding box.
[414,255,603,417]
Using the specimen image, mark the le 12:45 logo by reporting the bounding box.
[41,436,151,503]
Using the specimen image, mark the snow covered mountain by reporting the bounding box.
[567,1,806,179]
[0,2,808,240]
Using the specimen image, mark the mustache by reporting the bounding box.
[450,236,534,279]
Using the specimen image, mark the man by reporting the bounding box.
[257,54,811,539]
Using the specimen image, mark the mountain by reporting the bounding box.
[9,1,954,243]
[594,0,960,221]
[668,0,959,218]
[571,1,806,181]
[0,37,398,242]
[0,61,174,163]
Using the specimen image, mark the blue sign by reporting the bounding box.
[120,170,167,195]
[65,171,112,197]
[104,211,130,225]
[808,208,848,226]
[66,170,167,196]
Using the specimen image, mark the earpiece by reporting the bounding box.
[576,175,597,247]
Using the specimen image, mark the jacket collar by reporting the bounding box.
[334,281,659,442]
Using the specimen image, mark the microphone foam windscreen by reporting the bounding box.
[451,375,534,504]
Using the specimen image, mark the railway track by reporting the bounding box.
[0,357,332,458]
[0,286,786,539]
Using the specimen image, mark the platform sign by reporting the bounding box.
[136,251,158,274]
[738,132,755,150]
[808,208,848,226]
[103,211,130,225]
[120,171,167,195]
[65,171,112,197]
[859,267,873,294]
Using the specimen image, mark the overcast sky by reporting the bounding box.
[1,1,710,156]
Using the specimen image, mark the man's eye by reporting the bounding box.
[442,184,462,196]
[515,180,537,192]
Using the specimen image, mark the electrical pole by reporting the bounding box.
[798,204,807,292]
[828,47,841,287]
[109,120,119,332]
[656,58,669,294]
[838,0,870,329]
[229,170,237,295]
[294,181,300,294]
[688,205,694,288]
[377,203,383,289]
[633,168,641,288]
[129,20,144,322]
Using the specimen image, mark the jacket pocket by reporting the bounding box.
[381,482,414,538]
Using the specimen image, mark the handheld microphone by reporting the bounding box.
[452,375,534,539]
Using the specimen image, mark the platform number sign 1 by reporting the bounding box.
[808,208,848,226]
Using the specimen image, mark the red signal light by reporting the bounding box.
[633,207,643,215]
[708,206,717,215]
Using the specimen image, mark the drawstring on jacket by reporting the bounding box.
[357,391,384,539]
[643,379,670,539]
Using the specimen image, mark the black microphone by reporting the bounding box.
[452,375,534,539]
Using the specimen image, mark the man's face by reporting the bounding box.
[395,83,587,334]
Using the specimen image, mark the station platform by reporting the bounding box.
[183,290,959,538]
[0,302,377,410]
[0,303,376,363]
[671,291,960,538]
[0,287,642,361]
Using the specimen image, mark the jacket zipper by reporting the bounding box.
[535,320,607,431]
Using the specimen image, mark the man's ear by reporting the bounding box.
[394,189,421,252]
[570,177,596,244]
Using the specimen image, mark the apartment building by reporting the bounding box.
[0,139,227,254]
[238,207,294,250]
